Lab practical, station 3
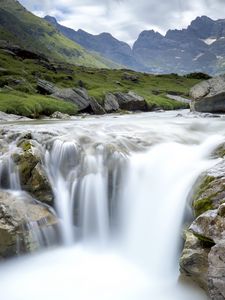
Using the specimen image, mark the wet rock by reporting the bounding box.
[208,242,225,299]
[190,75,225,113]
[0,112,30,122]
[104,93,120,113]
[180,230,210,290]
[114,91,147,111]
[0,190,58,258]
[14,140,53,205]
[50,111,70,119]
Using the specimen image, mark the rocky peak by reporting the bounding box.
[44,15,58,26]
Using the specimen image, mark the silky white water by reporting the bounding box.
[0,110,224,300]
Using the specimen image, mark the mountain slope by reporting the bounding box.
[44,15,144,70]
[0,0,117,68]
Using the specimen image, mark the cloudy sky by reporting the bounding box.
[20,0,225,45]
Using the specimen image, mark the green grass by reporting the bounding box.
[0,91,78,117]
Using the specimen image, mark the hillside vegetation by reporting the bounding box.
[0,0,117,69]
[0,47,202,117]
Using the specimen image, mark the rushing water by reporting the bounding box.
[1,110,225,300]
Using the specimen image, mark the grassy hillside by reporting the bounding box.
[0,46,201,117]
[0,0,119,68]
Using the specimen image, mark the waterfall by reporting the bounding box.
[0,111,224,300]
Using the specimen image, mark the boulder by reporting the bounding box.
[0,190,58,258]
[208,242,225,299]
[122,73,139,83]
[114,91,147,111]
[89,97,106,115]
[52,88,90,111]
[104,93,120,113]
[180,230,210,290]
[50,111,70,119]
[190,206,225,244]
[190,75,225,113]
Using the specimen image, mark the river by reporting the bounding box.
[1,110,224,300]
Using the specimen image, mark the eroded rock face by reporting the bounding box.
[180,230,210,290]
[0,190,58,258]
[190,75,225,113]
[14,139,54,205]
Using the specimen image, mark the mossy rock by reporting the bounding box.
[192,174,225,217]
[13,139,54,205]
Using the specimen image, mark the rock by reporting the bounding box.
[114,91,147,111]
[37,79,56,95]
[0,190,58,258]
[104,93,120,113]
[166,94,191,104]
[52,88,90,111]
[180,230,210,290]
[89,97,106,115]
[192,161,225,217]
[14,139,54,205]
[208,242,225,299]
[37,79,90,111]
[0,111,30,122]
[50,111,70,119]
[190,75,225,113]
[190,208,225,244]
[122,73,139,82]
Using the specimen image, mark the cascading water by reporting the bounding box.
[0,110,224,300]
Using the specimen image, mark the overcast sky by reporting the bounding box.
[20,0,225,45]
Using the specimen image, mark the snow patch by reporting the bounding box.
[202,38,217,45]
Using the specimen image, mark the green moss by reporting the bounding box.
[194,176,215,200]
[17,140,32,152]
[193,197,214,217]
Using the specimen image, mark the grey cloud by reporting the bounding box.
[19,0,225,44]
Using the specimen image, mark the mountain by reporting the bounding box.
[44,15,143,70]
[0,0,118,68]
[133,16,225,74]
[45,14,225,75]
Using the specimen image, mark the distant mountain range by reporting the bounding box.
[45,15,225,75]
[0,0,225,74]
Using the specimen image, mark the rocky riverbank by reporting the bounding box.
[180,146,225,299]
